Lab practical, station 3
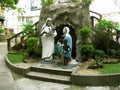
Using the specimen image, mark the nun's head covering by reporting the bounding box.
[63,26,70,34]
[46,18,52,23]
[41,18,53,31]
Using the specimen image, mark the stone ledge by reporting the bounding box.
[5,56,120,86]
[71,71,120,86]
[5,56,30,76]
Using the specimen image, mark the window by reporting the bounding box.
[30,0,41,11]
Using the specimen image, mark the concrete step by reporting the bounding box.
[26,71,71,84]
[30,66,72,76]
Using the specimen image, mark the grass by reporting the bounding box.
[97,63,120,74]
[8,53,25,64]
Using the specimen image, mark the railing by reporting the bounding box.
[90,10,102,28]
[7,31,26,51]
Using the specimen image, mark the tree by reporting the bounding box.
[12,7,25,16]
[0,0,19,9]
[94,19,117,56]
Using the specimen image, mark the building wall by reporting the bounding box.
[4,0,41,34]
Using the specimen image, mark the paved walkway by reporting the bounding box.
[0,41,17,90]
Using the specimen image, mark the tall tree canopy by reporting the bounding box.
[0,0,19,9]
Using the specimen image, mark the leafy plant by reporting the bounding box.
[94,50,105,58]
[94,49,105,67]
[80,27,92,38]
[0,27,5,33]
[0,28,5,41]
[83,0,93,6]
[80,27,92,44]
[26,37,41,57]
[80,44,95,62]
[0,0,18,9]
[22,21,35,37]
[12,7,25,16]
[41,0,54,5]
[108,49,120,58]
[93,19,117,56]
[97,19,116,33]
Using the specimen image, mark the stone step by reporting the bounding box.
[26,71,71,84]
[30,66,72,76]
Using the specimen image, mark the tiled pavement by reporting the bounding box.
[0,41,17,90]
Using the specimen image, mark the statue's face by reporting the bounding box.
[63,27,67,34]
[46,20,52,26]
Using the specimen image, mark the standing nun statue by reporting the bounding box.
[62,26,72,65]
[40,18,57,63]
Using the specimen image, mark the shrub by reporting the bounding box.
[94,49,105,66]
[97,19,116,33]
[80,27,92,44]
[80,27,92,39]
[88,49,105,68]
[80,44,95,62]
[26,37,41,57]
[22,22,35,37]
[0,27,5,33]
[93,19,117,56]
[94,49,105,58]
[0,27,5,41]
[108,49,120,58]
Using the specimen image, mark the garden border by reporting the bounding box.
[5,57,30,76]
[5,56,120,86]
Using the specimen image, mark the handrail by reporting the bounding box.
[7,31,26,51]
[90,10,102,19]
[7,31,23,40]
[90,10,102,28]
[90,16,100,27]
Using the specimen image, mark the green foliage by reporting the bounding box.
[0,15,5,21]
[108,49,120,58]
[0,0,19,9]
[0,28,5,41]
[94,50,105,58]
[8,53,25,63]
[80,27,92,39]
[26,37,41,57]
[89,49,105,68]
[97,19,116,34]
[80,27,92,44]
[93,19,117,55]
[22,22,35,37]
[80,44,95,61]
[71,0,80,2]
[12,7,25,16]
[83,0,93,5]
[94,50,105,66]
[0,27,5,34]
[41,0,54,5]
[80,44,95,55]
[97,63,120,74]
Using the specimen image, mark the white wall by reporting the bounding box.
[4,0,41,34]
[90,0,120,22]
